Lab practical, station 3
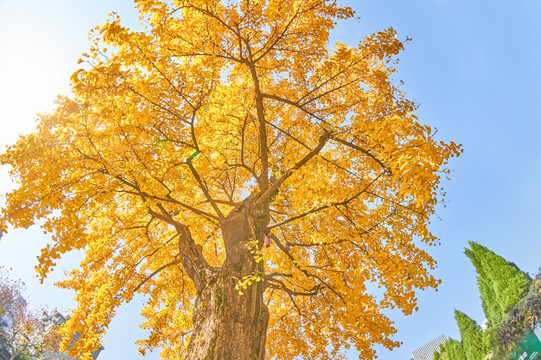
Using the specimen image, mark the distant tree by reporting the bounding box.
[454,310,489,360]
[0,268,59,360]
[465,242,531,325]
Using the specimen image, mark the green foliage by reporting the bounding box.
[436,243,536,360]
[465,242,532,325]
[481,326,496,358]
[435,338,467,360]
[478,277,499,326]
[455,310,489,360]
[492,278,541,358]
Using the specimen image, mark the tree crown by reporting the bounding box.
[1,1,461,358]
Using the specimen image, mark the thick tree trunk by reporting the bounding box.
[185,201,270,360]
[184,265,269,359]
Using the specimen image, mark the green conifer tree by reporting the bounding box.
[477,276,500,325]
[465,242,531,325]
[455,310,489,360]
[434,338,467,360]
[465,245,501,325]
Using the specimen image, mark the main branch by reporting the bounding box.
[148,207,212,291]
[247,58,270,192]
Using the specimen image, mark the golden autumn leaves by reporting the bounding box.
[1,0,461,359]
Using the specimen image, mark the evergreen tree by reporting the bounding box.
[477,276,500,325]
[494,278,541,357]
[465,242,531,325]
[455,310,489,360]
[435,338,467,360]
[465,245,500,324]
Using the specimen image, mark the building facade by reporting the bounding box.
[411,334,447,360]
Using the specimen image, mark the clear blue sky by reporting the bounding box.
[1,1,540,359]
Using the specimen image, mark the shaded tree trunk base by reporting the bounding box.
[185,266,269,360]
[185,202,270,359]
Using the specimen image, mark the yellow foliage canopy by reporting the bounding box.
[1,0,461,359]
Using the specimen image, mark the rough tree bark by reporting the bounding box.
[185,200,270,360]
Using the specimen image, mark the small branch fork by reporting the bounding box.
[106,170,212,290]
[132,258,183,293]
[269,233,347,307]
[331,136,390,174]
[256,131,331,207]
[265,277,323,315]
[186,153,225,219]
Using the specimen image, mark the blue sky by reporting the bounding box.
[0,1,540,359]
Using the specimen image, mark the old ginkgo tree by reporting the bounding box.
[0,0,461,359]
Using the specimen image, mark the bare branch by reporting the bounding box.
[266,278,322,297]
[114,178,220,222]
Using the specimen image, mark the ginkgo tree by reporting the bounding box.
[0,0,461,359]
